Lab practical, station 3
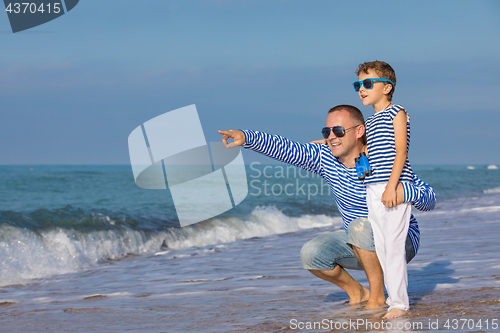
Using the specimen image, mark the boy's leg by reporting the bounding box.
[365,183,388,281]
[383,202,411,313]
[366,182,412,315]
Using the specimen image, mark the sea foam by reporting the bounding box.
[484,187,500,194]
[0,206,341,286]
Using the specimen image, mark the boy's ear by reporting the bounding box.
[383,83,393,95]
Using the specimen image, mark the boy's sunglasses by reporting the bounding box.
[353,78,395,92]
[321,124,362,139]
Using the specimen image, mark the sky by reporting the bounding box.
[1,0,499,165]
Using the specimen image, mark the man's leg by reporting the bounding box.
[300,219,416,307]
[310,267,370,305]
[352,246,385,309]
[300,230,369,304]
[347,217,386,309]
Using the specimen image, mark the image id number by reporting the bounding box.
[444,318,498,330]
[6,3,61,14]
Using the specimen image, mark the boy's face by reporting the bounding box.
[357,69,392,107]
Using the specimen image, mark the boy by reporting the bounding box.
[353,61,414,319]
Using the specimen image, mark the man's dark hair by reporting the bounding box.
[328,105,367,145]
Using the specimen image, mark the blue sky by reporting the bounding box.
[1,0,499,165]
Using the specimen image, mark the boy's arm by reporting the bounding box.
[382,109,408,208]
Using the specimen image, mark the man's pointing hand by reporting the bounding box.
[218,130,245,149]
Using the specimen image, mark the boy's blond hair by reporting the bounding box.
[355,61,397,101]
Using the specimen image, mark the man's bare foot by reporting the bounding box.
[348,285,370,305]
[364,297,386,310]
[382,308,406,319]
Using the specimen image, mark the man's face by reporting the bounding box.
[325,110,361,162]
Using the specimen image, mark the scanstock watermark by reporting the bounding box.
[128,105,249,227]
[249,162,332,200]
[3,0,79,33]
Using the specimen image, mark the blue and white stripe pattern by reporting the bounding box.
[241,129,436,254]
[364,104,414,184]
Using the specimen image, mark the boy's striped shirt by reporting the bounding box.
[364,104,414,184]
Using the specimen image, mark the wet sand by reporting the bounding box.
[0,284,498,332]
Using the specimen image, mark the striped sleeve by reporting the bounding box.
[241,129,322,175]
[402,174,436,211]
[408,216,420,254]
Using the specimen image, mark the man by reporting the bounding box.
[218,104,435,309]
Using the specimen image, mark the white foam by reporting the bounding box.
[435,283,467,289]
[484,187,500,194]
[84,292,132,298]
[162,206,341,251]
[0,224,164,287]
[468,205,500,212]
[0,206,342,287]
[154,250,170,256]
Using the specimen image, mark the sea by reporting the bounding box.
[0,163,499,332]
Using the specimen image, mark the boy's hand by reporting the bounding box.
[218,130,245,148]
[382,187,397,208]
[309,139,327,144]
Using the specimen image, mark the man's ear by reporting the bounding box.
[356,124,366,139]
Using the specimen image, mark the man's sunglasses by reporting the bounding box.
[321,124,362,139]
[353,78,395,92]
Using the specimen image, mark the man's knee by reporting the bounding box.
[302,231,368,271]
[300,232,349,271]
[346,218,376,252]
[300,239,321,269]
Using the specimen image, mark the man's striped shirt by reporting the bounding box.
[241,129,436,254]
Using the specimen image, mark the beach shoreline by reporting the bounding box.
[1,196,500,332]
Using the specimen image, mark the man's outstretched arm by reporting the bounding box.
[218,129,323,175]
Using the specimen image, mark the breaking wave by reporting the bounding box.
[0,205,341,286]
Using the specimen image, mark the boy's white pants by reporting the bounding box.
[366,182,411,311]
